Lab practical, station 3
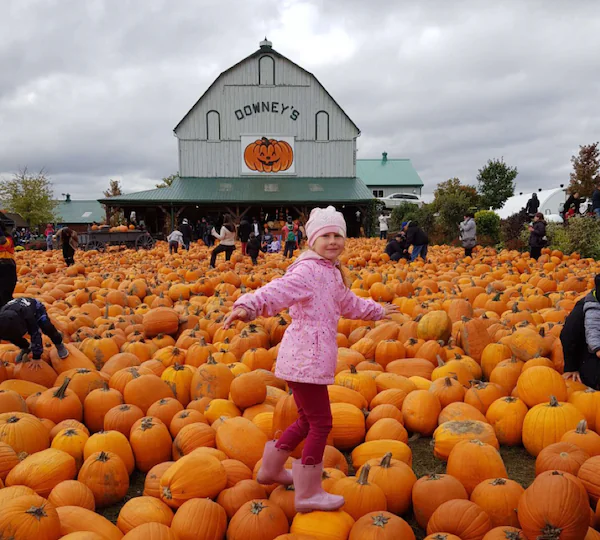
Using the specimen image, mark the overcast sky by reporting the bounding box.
[1,0,598,199]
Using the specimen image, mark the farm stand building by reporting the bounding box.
[101,39,385,235]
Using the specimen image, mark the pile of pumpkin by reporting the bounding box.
[1,240,600,539]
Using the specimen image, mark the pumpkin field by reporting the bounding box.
[1,239,600,540]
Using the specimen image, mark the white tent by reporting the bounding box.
[495,188,566,221]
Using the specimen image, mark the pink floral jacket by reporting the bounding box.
[233,252,385,385]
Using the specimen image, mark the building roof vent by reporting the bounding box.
[260,37,272,49]
[382,152,388,163]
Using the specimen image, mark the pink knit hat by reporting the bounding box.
[306,206,347,247]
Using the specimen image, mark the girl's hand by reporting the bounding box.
[382,303,400,318]
[562,371,582,383]
[223,307,249,329]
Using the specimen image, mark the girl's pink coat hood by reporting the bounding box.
[233,253,385,385]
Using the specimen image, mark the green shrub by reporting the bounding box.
[563,216,600,259]
[390,203,421,231]
[501,210,529,250]
[475,210,500,245]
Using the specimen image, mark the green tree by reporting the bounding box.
[569,142,600,197]
[474,210,500,245]
[436,191,472,240]
[156,172,179,189]
[477,158,517,210]
[433,178,480,211]
[0,168,58,226]
[103,179,124,226]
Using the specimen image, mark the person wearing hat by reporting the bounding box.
[562,275,600,388]
[180,219,193,251]
[223,206,398,512]
[384,231,409,262]
[404,220,429,261]
[0,297,69,365]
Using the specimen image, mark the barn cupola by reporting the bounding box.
[382,152,388,163]
[260,37,272,49]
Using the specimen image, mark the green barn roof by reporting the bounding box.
[56,199,105,224]
[99,176,374,205]
[357,155,423,187]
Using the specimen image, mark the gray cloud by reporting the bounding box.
[1,0,598,199]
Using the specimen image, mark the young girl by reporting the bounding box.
[167,227,184,254]
[209,222,236,267]
[224,206,396,513]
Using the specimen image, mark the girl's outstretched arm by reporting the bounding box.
[339,288,387,321]
[231,265,313,321]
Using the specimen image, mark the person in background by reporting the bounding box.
[528,212,546,260]
[384,232,409,262]
[222,205,396,512]
[129,210,137,227]
[180,219,193,250]
[210,222,236,267]
[378,213,390,240]
[525,193,540,216]
[247,232,261,265]
[459,212,477,258]
[282,216,293,239]
[261,225,273,252]
[0,218,17,308]
[268,237,281,253]
[251,217,261,239]
[0,297,69,364]
[239,217,251,256]
[564,191,586,218]
[562,275,600,388]
[203,219,214,247]
[44,224,55,251]
[592,183,600,219]
[54,226,78,267]
[405,221,429,261]
[284,229,296,259]
[167,227,183,254]
[298,220,306,247]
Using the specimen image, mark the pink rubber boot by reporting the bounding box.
[256,441,293,485]
[292,460,344,512]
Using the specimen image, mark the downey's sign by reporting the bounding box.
[235,101,300,121]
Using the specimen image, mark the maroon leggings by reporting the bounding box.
[275,382,332,465]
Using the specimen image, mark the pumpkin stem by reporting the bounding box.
[576,419,588,434]
[371,513,390,528]
[490,478,507,486]
[427,473,442,481]
[96,451,110,462]
[357,463,371,485]
[436,355,446,367]
[53,377,72,399]
[140,417,155,431]
[539,524,563,539]
[250,501,266,514]
[548,395,559,407]
[25,505,48,520]
[349,364,358,374]
[6,415,20,424]
[379,452,393,468]
[63,428,79,437]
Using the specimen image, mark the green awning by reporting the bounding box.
[100,176,374,205]
[357,158,424,187]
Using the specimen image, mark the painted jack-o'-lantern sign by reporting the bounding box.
[244,137,294,173]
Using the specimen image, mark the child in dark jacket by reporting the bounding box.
[0,298,69,363]
[247,233,261,265]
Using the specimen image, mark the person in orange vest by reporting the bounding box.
[0,217,17,308]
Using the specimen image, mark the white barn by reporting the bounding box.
[101,38,374,234]
[495,188,567,222]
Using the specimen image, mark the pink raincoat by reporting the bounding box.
[233,251,385,385]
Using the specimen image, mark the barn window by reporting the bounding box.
[206,110,220,141]
[315,111,329,141]
[373,190,384,198]
[259,55,275,85]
